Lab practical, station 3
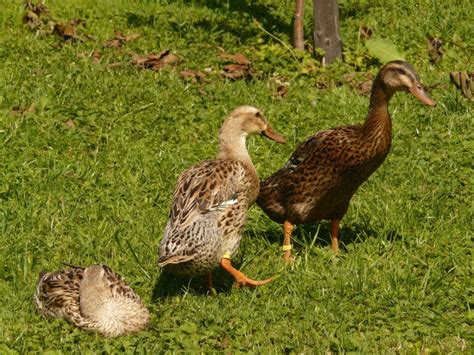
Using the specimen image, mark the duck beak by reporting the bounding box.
[261,125,286,144]
[409,82,436,106]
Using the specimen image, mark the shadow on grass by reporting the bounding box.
[256,219,403,252]
[126,0,291,44]
[151,266,237,301]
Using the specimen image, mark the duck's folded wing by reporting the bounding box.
[168,160,242,231]
[34,267,84,318]
[99,265,141,301]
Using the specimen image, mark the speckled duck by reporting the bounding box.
[158,106,286,288]
[34,264,150,337]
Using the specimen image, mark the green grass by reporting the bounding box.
[1,0,472,352]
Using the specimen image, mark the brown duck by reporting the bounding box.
[257,61,436,258]
[158,106,286,288]
[34,264,150,337]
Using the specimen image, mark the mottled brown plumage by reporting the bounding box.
[158,106,285,288]
[257,61,436,256]
[34,264,150,337]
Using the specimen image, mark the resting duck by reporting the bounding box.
[257,61,436,258]
[34,264,150,337]
[158,106,286,288]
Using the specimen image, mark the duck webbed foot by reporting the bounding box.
[219,258,272,288]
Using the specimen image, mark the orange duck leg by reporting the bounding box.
[220,258,272,288]
[330,219,340,252]
[283,221,294,261]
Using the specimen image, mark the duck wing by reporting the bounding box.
[97,264,141,301]
[34,266,94,329]
[159,159,244,264]
[284,126,368,172]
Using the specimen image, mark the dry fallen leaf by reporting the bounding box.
[53,19,85,41]
[77,50,101,64]
[103,38,121,48]
[270,74,289,98]
[359,24,373,40]
[219,51,256,79]
[221,64,249,79]
[65,119,75,128]
[219,52,250,66]
[23,2,90,42]
[103,31,140,48]
[180,70,209,84]
[131,50,180,70]
[450,71,473,100]
[11,103,36,116]
[23,0,52,31]
[427,35,444,64]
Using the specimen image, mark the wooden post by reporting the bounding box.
[293,0,304,50]
[313,0,342,65]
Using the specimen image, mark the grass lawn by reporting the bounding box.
[0,0,472,352]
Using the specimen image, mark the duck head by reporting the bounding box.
[378,61,436,106]
[222,106,286,144]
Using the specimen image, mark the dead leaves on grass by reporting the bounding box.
[180,70,209,84]
[131,50,180,70]
[10,103,36,116]
[219,52,256,79]
[103,31,140,48]
[53,18,86,41]
[23,0,52,32]
[23,1,88,41]
[450,71,473,100]
[427,35,444,64]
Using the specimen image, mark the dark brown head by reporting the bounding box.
[377,61,436,106]
[222,106,286,144]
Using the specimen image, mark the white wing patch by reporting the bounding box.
[207,196,238,212]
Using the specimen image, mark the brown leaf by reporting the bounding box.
[77,50,101,64]
[122,32,140,42]
[275,84,288,97]
[103,31,140,48]
[131,50,180,70]
[23,1,52,31]
[219,51,256,79]
[342,72,357,83]
[359,24,373,40]
[53,19,84,41]
[450,71,473,100]
[65,119,75,128]
[180,70,209,84]
[103,38,121,48]
[357,80,373,95]
[427,35,444,64]
[91,50,101,64]
[10,103,36,116]
[270,74,289,98]
[221,64,248,79]
[159,52,180,66]
[219,52,250,65]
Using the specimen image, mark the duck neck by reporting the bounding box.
[216,123,254,168]
[363,75,393,136]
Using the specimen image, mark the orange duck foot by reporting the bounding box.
[220,258,272,288]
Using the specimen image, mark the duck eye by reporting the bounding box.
[397,68,406,75]
[255,111,262,118]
